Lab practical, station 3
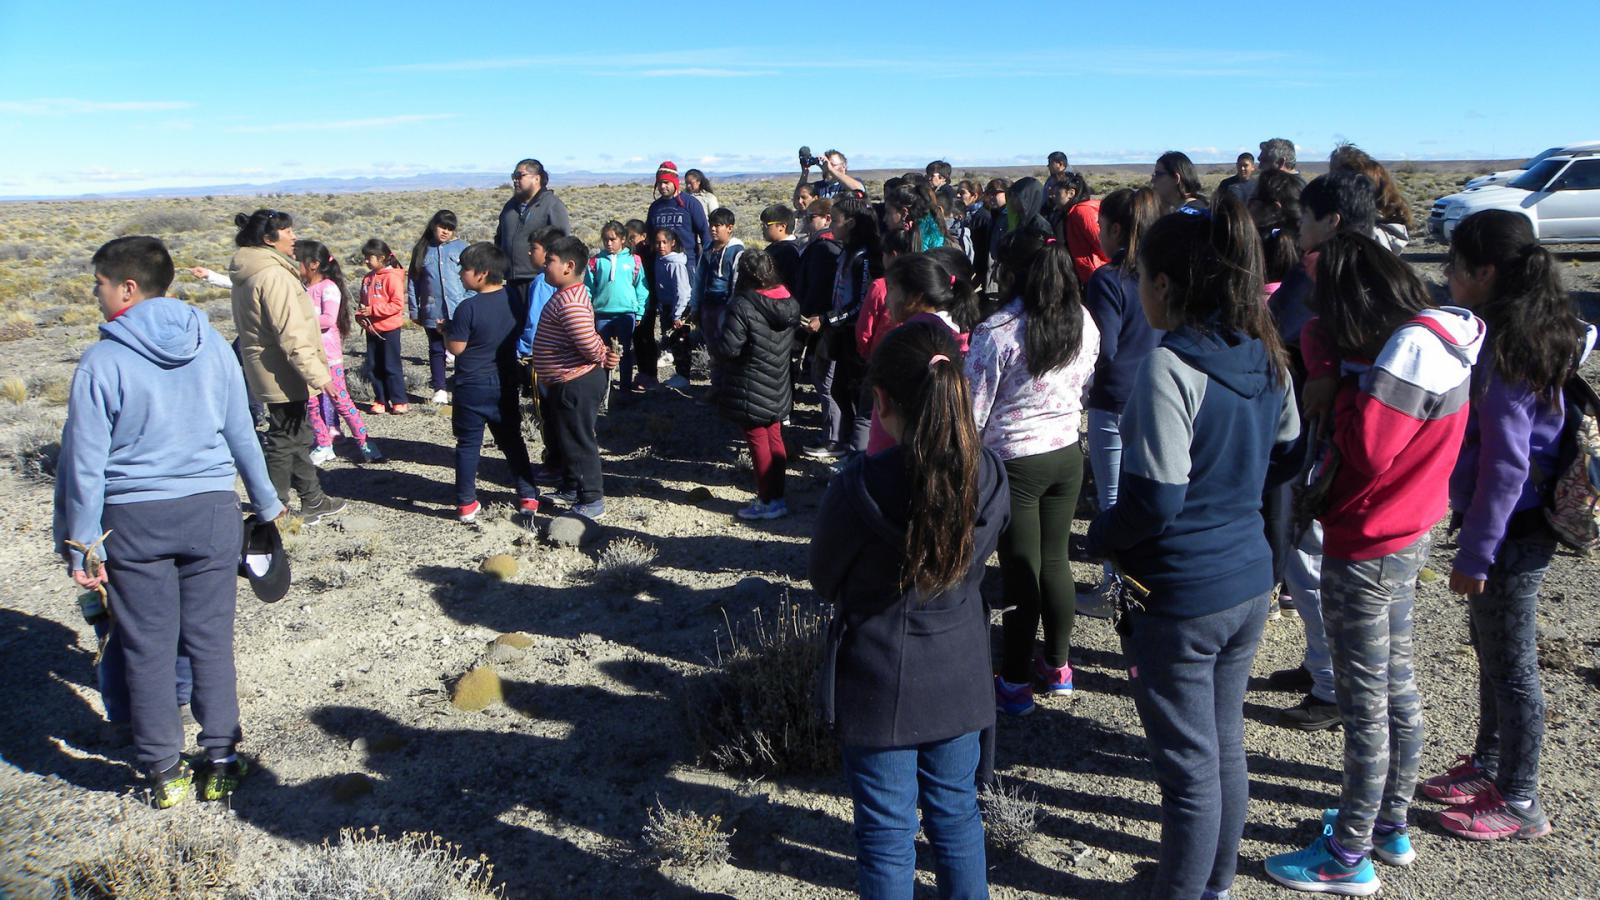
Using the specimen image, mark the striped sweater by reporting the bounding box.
[1304,307,1485,561]
[531,283,605,384]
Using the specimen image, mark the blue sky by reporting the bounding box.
[1,0,1595,197]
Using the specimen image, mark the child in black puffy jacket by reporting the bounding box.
[714,249,800,521]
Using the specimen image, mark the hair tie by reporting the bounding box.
[1044,237,1058,245]
[949,274,957,287]
[928,354,950,369]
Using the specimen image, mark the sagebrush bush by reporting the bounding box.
[60,817,237,899]
[686,597,835,774]
[246,828,502,900]
[641,800,733,868]
[980,778,1040,853]
[592,537,654,589]
[118,208,207,236]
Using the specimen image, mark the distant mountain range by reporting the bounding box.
[4,159,1510,202]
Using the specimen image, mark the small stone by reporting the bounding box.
[486,641,526,665]
[495,631,536,649]
[333,772,374,802]
[545,514,599,547]
[1418,567,1441,584]
[349,737,368,752]
[687,486,714,503]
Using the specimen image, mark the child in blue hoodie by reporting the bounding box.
[54,236,283,809]
[586,221,650,391]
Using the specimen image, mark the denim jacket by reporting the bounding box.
[407,238,470,327]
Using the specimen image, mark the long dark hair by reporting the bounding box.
[866,322,981,596]
[234,209,293,248]
[924,246,982,331]
[1312,232,1434,358]
[1250,170,1303,283]
[409,210,458,285]
[995,229,1086,377]
[834,197,885,279]
[1451,210,1585,401]
[1098,186,1161,274]
[360,238,401,269]
[293,240,352,338]
[1330,143,1411,227]
[1054,170,1092,211]
[684,168,713,194]
[1156,151,1205,202]
[886,251,979,331]
[1139,193,1289,381]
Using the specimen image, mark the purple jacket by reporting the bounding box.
[1450,325,1595,579]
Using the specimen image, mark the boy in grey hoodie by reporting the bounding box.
[54,236,283,808]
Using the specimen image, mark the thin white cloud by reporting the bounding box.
[226,114,457,134]
[640,67,778,78]
[0,98,195,115]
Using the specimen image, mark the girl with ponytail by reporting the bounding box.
[1087,194,1301,900]
[1420,209,1594,843]
[967,227,1099,712]
[293,241,380,465]
[357,238,409,414]
[810,321,1010,899]
[407,210,468,403]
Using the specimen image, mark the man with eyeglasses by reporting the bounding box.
[495,159,571,328]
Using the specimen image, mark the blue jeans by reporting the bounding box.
[596,313,637,386]
[841,732,988,900]
[1085,408,1122,582]
[452,382,536,506]
[1123,593,1269,900]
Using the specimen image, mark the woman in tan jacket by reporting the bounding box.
[229,209,344,524]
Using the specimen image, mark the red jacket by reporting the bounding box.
[1306,309,1484,560]
[1064,200,1109,285]
[359,267,406,333]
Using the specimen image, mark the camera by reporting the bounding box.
[799,145,824,169]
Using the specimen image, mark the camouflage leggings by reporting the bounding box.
[1469,534,1556,804]
[1322,536,1429,854]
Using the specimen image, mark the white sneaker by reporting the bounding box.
[663,375,691,389]
[309,446,336,467]
[445,352,456,365]
[431,389,450,404]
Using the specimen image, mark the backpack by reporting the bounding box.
[1542,373,1600,550]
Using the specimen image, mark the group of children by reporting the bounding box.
[49,145,1592,899]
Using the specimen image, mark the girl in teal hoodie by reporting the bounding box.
[586,220,650,390]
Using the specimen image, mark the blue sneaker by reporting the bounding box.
[572,500,606,520]
[1264,826,1380,896]
[1321,809,1415,866]
[994,675,1034,716]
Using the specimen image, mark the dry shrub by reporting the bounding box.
[60,305,102,327]
[0,313,36,343]
[0,241,33,261]
[641,800,733,868]
[8,423,60,480]
[686,597,835,774]
[60,816,237,899]
[246,827,502,900]
[30,375,71,406]
[592,537,654,589]
[980,778,1040,853]
[118,208,208,236]
[1,377,25,405]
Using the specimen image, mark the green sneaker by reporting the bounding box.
[149,760,194,810]
[198,755,251,802]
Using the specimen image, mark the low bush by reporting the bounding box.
[8,423,61,481]
[60,817,237,899]
[685,596,835,774]
[118,208,208,236]
[980,778,1040,853]
[1,377,25,405]
[641,800,733,868]
[246,828,502,900]
[592,537,654,589]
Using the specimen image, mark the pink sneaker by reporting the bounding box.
[1439,787,1551,841]
[994,675,1034,717]
[1033,657,1074,696]
[1421,755,1493,806]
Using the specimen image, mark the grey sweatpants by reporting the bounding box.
[1322,536,1429,854]
[103,491,243,775]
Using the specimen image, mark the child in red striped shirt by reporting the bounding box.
[532,235,618,519]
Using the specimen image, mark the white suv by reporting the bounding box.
[1464,140,1600,189]
[1430,152,1600,244]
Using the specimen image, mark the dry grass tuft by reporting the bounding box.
[0,377,25,405]
[0,312,36,343]
[7,424,60,481]
[117,208,208,236]
[641,800,733,869]
[980,777,1040,853]
[246,827,502,900]
[60,815,238,899]
[29,375,70,406]
[686,596,835,774]
[591,537,654,589]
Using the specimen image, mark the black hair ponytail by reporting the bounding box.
[293,239,352,338]
[996,230,1085,378]
[1451,209,1586,401]
[1312,231,1433,358]
[234,209,294,248]
[866,322,980,597]
[361,238,401,270]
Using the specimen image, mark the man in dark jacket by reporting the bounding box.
[646,160,711,291]
[495,158,571,326]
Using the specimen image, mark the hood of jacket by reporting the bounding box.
[749,285,798,329]
[1163,325,1276,400]
[844,445,1008,549]
[230,244,297,283]
[1405,305,1485,368]
[100,296,207,368]
[1006,177,1050,235]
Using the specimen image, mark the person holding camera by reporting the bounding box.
[794,147,866,208]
